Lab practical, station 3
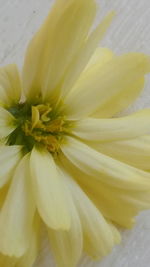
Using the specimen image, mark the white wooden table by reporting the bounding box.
[0,0,150,266]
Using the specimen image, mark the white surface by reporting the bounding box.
[0,0,150,266]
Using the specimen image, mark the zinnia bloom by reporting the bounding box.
[0,0,150,266]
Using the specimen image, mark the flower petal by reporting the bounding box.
[48,168,82,267]
[61,157,150,228]
[16,214,41,267]
[64,53,150,119]
[0,64,21,107]
[0,154,35,257]
[61,137,150,190]
[107,221,121,244]
[0,107,16,139]
[92,77,145,118]
[61,169,116,259]
[84,47,114,72]
[23,0,96,101]
[30,146,70,230]
[72,109,150,142]
[0,184,9,209]
[0,145,22,188]
[79,173,150,228]
[90,135,150,170]
[60,12,115,98]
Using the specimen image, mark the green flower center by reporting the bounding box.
[7,103,70,153]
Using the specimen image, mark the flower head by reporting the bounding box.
[0,0,150,266]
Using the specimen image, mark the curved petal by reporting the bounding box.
[0,184,9,209]
[30,146,70,230]
[61,137,150,190]
[0,64,21,107]
[61,169,117,259]
[107,221,121,244]
[64,53,150,119]
[0,107,16,139]
[0,216,40,267]
[92,76,145,118]
[0,145,22,188]
[0,154,35,257]
[84,47,114,72]
[16,214,41,267]
[60,13,115,98]
[79,174,150,228]
[48,168,82,267]
[72,109,150,142]
[23,0,96,101]
[90,135,150,170]
[61,157,150,228]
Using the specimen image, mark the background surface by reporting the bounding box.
[0,0,150,266]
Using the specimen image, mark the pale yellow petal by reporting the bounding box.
[92,77,145,118]
[61,137,150,190]
[48,168,82,267]
[61,157,150,228]
[0,154,35,257]
[61,12,115,98]
[72,109,150,142]
[30,146,70,230]
[0,64,21,107]
[64,53,150,119]
[80,174,150,228]
[90,135,150,170]
[1,216,40,267]
[23,0,96,101]
[0,107,16,138]
[16,214,41,267]
[84,47,114,72]
[106,221,121,244]
[0,145,22,188]
[61,169,115,259]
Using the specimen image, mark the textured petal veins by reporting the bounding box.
[0,0,150,266]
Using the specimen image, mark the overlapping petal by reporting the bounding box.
[61,137,150,190]
[59,168,119,259]
[72,109,150,142]
[64,53,150,119]
[48,168,82,267]
[23,0,96,101]
[0,154,35,257]
[0,145,22,188]
[0,0,149,266]
[0,107,17,139]
[84,47,114,72]
[92,77,145,118]
[16,214,41,267]
[0,64,21,107]
[60,13,115,98]
[90,135,150,170]
[30,146,70,230]
[81,175,150,228]
[60,156,150,228]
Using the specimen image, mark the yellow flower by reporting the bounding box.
[0,0,150,266]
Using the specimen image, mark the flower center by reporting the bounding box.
[7,103,69,153]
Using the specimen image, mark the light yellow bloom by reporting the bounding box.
[0,0,150,266]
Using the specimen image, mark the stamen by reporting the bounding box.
[7,102,69,153]
[22,103,67,153]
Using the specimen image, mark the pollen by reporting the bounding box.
[7,103,69,153]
